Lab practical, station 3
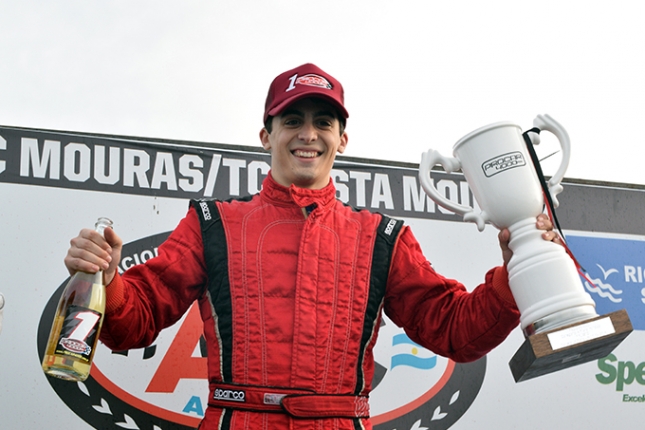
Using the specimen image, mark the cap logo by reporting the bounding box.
[286,73,332,92]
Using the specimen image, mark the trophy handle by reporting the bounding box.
[532,114,570,208]
[419,149,488,231]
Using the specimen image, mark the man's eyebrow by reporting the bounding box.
[314,109,336,118]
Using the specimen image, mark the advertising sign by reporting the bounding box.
[0,126,642,429]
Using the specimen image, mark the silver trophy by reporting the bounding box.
[419,115,632,381]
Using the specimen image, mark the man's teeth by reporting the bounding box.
[293,150,319,158]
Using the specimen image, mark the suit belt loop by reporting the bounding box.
[209,383,370,419]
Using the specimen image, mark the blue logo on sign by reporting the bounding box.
[567,235,645,330]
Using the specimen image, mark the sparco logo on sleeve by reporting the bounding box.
[481,151,526,177]
[384,219,397,236]
[199,201,212,221]
[213,388,246,402]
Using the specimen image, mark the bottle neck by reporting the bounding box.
[94,217,113,236]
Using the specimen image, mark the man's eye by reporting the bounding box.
[284,118,301,126]
[317,120,333,128]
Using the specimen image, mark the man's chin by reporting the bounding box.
[290,173,325,189]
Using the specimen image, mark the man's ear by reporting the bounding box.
[337,132,349,154]
[260,128,271,151]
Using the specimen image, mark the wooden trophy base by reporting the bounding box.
[509,309,632,383]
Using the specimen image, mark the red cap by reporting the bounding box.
[263,63,349,123]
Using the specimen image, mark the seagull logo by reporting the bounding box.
[584,264,623,303]
[597,264,619,279]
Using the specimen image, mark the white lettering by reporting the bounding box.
[123,149,150,188]
[248,160,270,194]
[0,135,6,174]
[625,266,638,283]
[402,176,435,213]
[69,311,100,343]
[9,134,488,219]
[384,219,397,236]
[459,181,471,207]
[140,249,155,263]
[204,154,222,197]
[151,152,178,190]
[350,171,371,207]
[223,158,246,196]
[436,179,458,214]
[331,169,349,203]
[13,137,269,199]
[20,138,60,179]
[94,145,120,185]
[178,154,204,193]
[286,73,298,92]
[64,143,91,182]
[213,388,246,402]
[371,173,394,209]
[199,201,212,221]
[624,265,645,283]
[120,256,133,272]
[119,248,160,273]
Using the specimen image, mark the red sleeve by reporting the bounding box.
[99,207,207,350]
[383,226,520,362]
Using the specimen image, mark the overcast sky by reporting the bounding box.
[2,1,644,186]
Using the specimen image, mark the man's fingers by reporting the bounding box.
[536,213,553,231]
[541,230,562,244]
[64,229,112,275]
[64,246,108,273]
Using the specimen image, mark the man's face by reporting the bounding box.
[260,98,348,190]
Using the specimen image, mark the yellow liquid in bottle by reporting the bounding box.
[42,277,105,382]
[42,217,111,382]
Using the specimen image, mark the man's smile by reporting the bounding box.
[292,149,321,158]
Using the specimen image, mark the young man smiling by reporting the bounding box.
[64,63,560,430]
[260,97,348,191]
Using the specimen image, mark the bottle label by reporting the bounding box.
[54,305,102,363]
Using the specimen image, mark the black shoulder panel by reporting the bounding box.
[190,199,233,383]
[354,214,404,395]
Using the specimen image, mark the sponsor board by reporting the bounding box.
[567,233,645,331]
[0,126,479,221]
[567,233,645,405]
[0,125,643,428]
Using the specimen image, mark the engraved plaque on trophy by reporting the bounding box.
[418,114,633,382]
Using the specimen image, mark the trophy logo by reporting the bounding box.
[418,114,633,382]
[482,151,526,177]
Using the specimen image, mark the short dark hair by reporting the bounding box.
[264,112,346,135]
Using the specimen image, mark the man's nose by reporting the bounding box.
[298,121,318,143]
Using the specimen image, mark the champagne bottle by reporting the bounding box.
[42,217,113,381]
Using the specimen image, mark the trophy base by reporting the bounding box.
[509,309,632,383]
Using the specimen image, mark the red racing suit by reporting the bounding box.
[100,173,520,430]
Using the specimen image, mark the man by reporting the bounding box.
[64,63,559,429]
